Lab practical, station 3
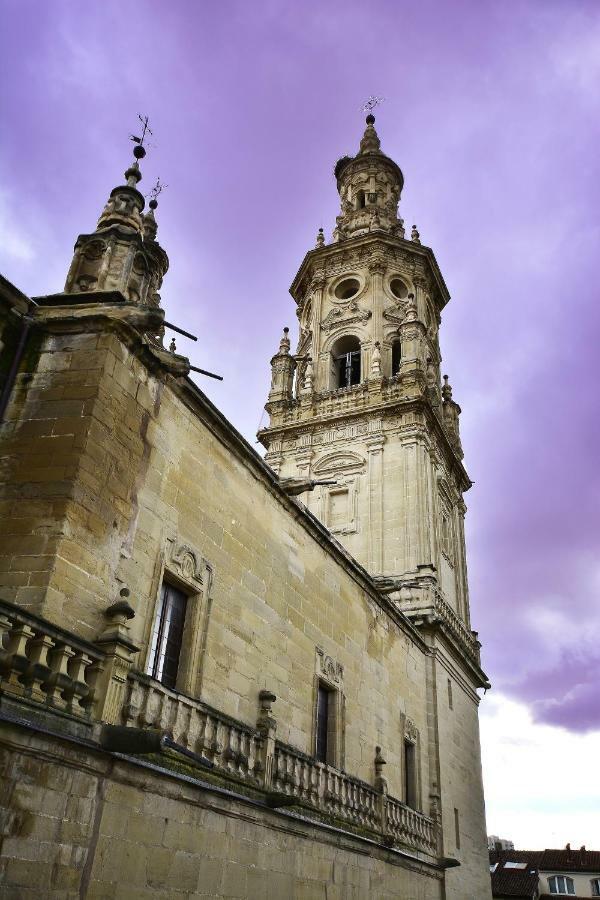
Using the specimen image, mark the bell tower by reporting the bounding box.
[259,115,472,630]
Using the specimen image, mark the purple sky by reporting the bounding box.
[2,0,599,810]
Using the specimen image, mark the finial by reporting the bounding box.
[169,337,176,353]
[442,374,452,401]
[316,227,325,248]
[279,327,291,354]
[397,217,406,239]
[143,178,167,241]
[411,224,421,244]
[125,115,154,187]
[302,357,314,394]
[371,341,382,377]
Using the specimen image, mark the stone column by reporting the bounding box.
[366,436,385,574]
[97,237,115,290]
[368,255,387,351]
[309,271,326,389]
[93,589,139,725]
[455,499,471,626]
[256,689,277,790]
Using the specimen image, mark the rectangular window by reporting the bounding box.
[404,740,417,809]
[592,878,600,896]
[315,681,338,765]
[147,582,188,689]
[454,807,461,850]
[329,489,349,529]
[447,678,453,710]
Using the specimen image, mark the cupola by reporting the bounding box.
[333,114,405,241]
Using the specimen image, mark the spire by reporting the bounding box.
[64,124,169,305]
[96,141,146,235]
[332,114,404,241]
[359,114,382,155]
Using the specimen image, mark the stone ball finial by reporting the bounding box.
[316,227,325,248]
[366,113,375,125]
[149,198,158,210]
[169,337,176,353]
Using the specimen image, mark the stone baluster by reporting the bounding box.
[44,642,76,709]
[21,631,54,703]
[65,650,93,714]
[256,689,277,790]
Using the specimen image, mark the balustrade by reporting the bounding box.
[123,672,264,783]
[0,599,103,717]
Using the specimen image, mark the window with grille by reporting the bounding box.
[146,582,188,689]
[548,875,575,895]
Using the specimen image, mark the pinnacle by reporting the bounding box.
[359,114,382,155]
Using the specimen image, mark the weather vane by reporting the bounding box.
[129,114,154,156]
[148,177,167,203]
[362,96,385,113]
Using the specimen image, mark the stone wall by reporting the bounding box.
[0,721,444,899]
[0,295,492,898]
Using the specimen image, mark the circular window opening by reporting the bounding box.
[390,278,408,300]
[335,278,360,300]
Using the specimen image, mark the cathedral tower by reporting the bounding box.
[259,114,490,898]
[259,114,470,628]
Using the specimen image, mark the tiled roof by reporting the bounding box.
[491,866,538,898]
[539,847,600,872]
[490,848,600,899]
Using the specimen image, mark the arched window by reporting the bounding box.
[548,876,575,895]
[356,190,366,210]
[391,339,401,376]
[331,335,361,389]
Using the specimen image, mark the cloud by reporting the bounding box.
[481,693,600,847]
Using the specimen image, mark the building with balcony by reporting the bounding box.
[0,117,492,897]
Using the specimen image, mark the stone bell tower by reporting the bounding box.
[258,114,472,629]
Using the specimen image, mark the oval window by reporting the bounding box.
[390,278,408,300]
[334,277,360,300]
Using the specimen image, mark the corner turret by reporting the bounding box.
[64,140,168,307]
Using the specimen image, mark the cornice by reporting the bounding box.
[290,233,450,310]
[260,393,471,491]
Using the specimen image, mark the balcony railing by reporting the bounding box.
[123,671,264,783]
[0,598,438,856]
[124,671,437,854]
[0,598,104,718]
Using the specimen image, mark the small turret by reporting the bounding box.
[267,327,296,405]
[64,138,168,308]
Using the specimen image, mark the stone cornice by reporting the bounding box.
[290,233,450,310]
[259,391,471,492]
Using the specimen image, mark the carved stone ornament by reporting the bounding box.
[169,542,206,586]
[404,717,418,744]
[321,302,372,332]
[382,302,408,326]
[316,647,344,685]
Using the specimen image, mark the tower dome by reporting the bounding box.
[333,115,404,241]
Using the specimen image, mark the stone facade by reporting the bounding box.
[0,121,492,898]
